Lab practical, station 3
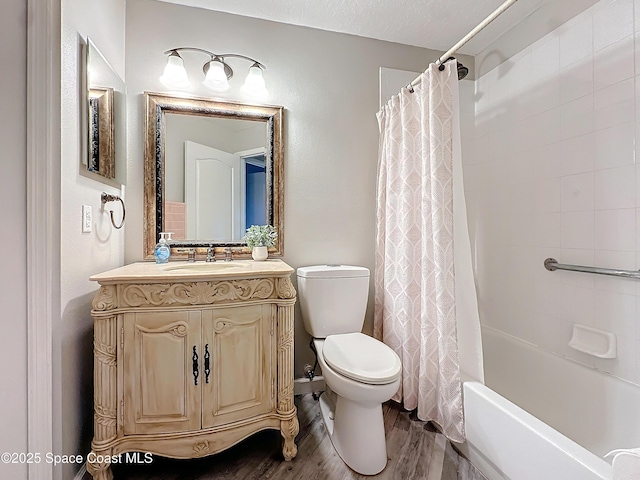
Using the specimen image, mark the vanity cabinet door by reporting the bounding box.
[123,311,202,435]
[202,304,276,428]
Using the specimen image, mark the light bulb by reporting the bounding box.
[159,52,191,89]
[241,64,268,98]
[202,58,230,92]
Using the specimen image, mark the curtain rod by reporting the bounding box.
[409,0,519,88]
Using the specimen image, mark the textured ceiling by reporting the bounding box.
[157,0,553,55]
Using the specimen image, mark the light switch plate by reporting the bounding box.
[82,205,92,233]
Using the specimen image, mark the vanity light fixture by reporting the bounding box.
[160,47,268,98]
[159,51,192,89]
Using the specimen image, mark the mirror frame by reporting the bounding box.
[88,86,115,178]
[143,92,284,260]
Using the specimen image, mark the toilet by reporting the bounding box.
[297,265,402,475]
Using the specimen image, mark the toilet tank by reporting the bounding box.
[297,265,370,338]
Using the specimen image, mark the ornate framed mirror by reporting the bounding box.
[143,92,284,260]
[85,38,126,184]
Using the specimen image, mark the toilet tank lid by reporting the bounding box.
[297,265,369,278]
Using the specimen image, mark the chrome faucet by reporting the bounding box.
[206,245,216,262]
[224,247,233,262]
[187,249,196,263]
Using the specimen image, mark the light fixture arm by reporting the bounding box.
[163,47,266,70]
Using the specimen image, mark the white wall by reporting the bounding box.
[60,0,126,478]
[0,0,28,478]
[468,0,640,389]
[124,0,473,374]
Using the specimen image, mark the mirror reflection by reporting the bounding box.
[164,114,267,241]
[86,38,126,184]
[143,93,284,260]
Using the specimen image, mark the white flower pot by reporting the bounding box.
[252,246,268,261]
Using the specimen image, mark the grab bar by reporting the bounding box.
[544,258,640,279]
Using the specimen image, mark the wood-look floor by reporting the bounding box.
[112,395,486,480]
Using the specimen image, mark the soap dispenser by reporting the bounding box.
[154,232,172,264]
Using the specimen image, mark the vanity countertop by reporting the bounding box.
[90,259,294,284]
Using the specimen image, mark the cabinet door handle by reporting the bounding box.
[204,344,211,384]
[192,346,199,386]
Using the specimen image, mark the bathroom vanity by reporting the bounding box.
[87,260,298,480]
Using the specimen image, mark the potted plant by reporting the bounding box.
[243,224,277,261]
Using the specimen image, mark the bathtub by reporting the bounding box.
[461,381,611,480]
[458,327,640,480]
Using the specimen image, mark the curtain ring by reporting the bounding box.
[101,192,126,229]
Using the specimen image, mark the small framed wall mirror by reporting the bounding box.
[143,93,284,260]
[84,38,127,185]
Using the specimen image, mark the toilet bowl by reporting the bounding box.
[297,264,402,475]
[314,335,401,475]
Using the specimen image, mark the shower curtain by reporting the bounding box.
[374,61,483,442]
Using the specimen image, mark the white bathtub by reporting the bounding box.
[459,327,640,480]
[461,381,611,480]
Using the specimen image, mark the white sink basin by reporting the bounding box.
[163,263,237,273]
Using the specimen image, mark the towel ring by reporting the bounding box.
[101,192,126,229]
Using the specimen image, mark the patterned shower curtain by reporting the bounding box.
[374,61,470,442]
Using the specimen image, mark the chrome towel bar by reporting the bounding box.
[544,258,640,279]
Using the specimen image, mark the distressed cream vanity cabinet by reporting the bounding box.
[87,260,298,480]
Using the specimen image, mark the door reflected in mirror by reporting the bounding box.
[143,93,284,260]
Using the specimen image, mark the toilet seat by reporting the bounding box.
[322,333,401,385]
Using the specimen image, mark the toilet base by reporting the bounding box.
[318,387,388,475]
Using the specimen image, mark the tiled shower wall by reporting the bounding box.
[465,0,640,386]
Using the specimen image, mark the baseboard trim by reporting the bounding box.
[294,376,326,396]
